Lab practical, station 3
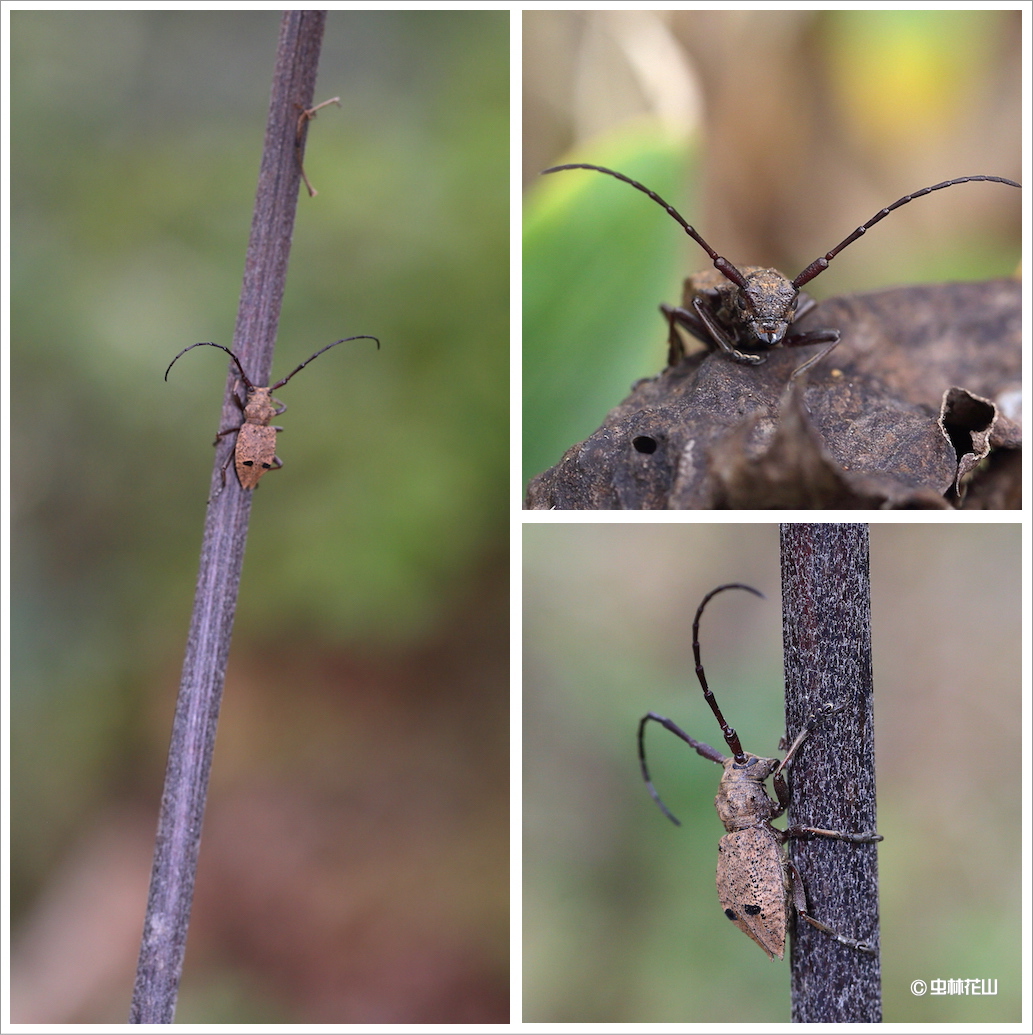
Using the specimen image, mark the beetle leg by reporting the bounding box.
[787,860,879,955]
[661,303,709,366]
[779,288,839,379]
[772,701,847,807]
[776,701,845,778]
[207,442,237,503]
[691,295,766,366]
[213,424,242,446]
[783,331,840,381]
[783,825,883,843]
[783,328,839,349]
[793,292,818,321]
[212,390,247,446]
[223,385,248,414]
[772,771,792,815]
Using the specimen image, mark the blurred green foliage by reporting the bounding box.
[523,133,692,489]
[825,11,1006,150]
[10,7,508,995]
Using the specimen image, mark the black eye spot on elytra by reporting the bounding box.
[724,908,738,921]
[744,904,763,916]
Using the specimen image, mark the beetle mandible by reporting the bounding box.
[165,336,380,496]
[637,583,883,959]
[544,164,1020,377]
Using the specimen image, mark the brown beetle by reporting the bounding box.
[166,336,379,495]
[638,583,883,959]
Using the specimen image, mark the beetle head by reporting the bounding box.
[731,268,799,346]
[728,752,780,781]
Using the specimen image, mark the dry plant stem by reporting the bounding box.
[780,523,881,1022]
[130,11,327,1024]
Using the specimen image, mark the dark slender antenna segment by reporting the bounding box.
[542,163,750,290]
[792,175,1021,288]
[693,583,764,761]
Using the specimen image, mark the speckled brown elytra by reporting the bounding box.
[637,583,882,959]
[165,336,379,497]
[544,163,1020,378]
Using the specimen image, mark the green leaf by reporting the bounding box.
[523,136,700,490]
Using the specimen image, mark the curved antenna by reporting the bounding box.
[165,342,254,390]
[637,714,682,826]
[543,163,750,291]
[636,583,765,826]
[693,583,765,763]
[271,335,381,390]
[637,710,727,827]
[792,175,1021,289]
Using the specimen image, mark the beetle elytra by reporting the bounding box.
[637,582,883,959]
[544,163,1020,378]
[165,336,379,495]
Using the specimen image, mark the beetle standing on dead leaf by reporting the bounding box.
[638,583,883,959]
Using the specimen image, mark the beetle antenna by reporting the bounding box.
[693,583,764,762]
[165,342,254,390]
[637,715,683,826]
[271,335,381,390]
[792,175,1020,288]
[543,163,750,291]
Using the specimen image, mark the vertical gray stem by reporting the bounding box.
[129,12,326,1023]
[780,523,881,1023]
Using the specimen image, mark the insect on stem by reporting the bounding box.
[166,335,380,497]
[637,582,883,960]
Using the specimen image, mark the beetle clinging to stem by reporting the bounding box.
[544,163,1020,378]
[637,583,883,960]
[165,335,380,496]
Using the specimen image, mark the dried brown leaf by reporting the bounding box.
[525,280,1020,509]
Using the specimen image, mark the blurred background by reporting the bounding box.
[523,524,1021,1023]
[10,11,508,1023]
[522,9,1022,490]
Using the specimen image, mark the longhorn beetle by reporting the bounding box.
[544,164,1020,377]
[165,336,379,495]
[638,583,882,960]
